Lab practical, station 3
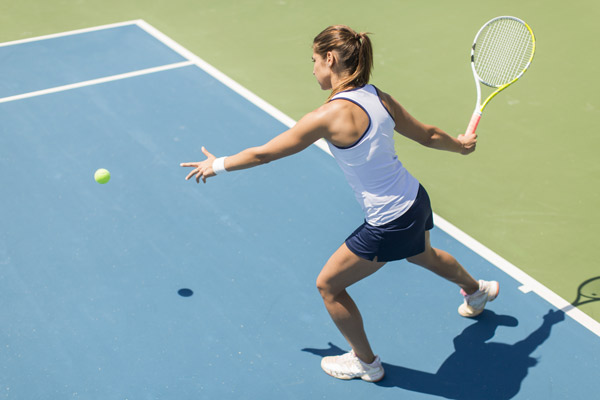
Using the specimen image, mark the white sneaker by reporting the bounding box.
[458,280,499,317]
[320,350,385,382]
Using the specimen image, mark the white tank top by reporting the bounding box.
[326,85,420,226]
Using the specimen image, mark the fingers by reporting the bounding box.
[180,146,213,167]
[199,168,215,183]
[201,146,214,159]
[458,132,477,142]
[195,165,208,184]
[457,132,477,155]
[183,165,215,183]
[183,167,205,183]
[185,169,199,181]
[180,147,216,183]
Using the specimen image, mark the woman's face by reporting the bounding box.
[312,51,332,91]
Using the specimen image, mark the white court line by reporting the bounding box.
[1,20,598,337]
[136,20,600,337]
[0,20,142,48]
[434,215,600,335]
[0,61,194,104]
[0,20,193,103]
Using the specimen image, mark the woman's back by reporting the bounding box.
[326,84,419,226]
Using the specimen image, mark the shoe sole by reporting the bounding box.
[323,369,385,382]
[321,362,385,382]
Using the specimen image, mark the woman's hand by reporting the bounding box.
[180,147,216,183]
[457,132,477,155]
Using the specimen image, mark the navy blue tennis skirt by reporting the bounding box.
[345,184,434,262]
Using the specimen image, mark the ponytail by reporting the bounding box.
[313,25,374,100]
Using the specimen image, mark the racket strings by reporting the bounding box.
[477,21,525,83]
[474,18,534,87]
[479,22,530,84]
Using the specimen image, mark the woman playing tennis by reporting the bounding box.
[181,25,499,383]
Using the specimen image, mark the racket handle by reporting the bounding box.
[465,111,482,135]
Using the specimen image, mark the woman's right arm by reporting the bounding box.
[180,105,333,183]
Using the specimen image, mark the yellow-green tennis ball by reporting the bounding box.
[94,168,111,184]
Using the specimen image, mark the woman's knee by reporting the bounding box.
[316,273,341,301]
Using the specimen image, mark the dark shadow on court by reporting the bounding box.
[302,309,565,400]
[561,276,600,312]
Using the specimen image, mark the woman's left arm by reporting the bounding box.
[180,109,329,183]
[379,90,477,155]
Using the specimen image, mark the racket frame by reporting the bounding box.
[466,16,536,135]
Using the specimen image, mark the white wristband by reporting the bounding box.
[212,157,228,175]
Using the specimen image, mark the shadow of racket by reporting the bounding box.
[561,276,600,312]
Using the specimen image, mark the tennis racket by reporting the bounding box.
[465,16,536,135]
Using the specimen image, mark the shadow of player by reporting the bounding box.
[303,309,565,399]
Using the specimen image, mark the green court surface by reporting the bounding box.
[1,0,598,326]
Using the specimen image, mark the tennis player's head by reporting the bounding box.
[312,25,373,98]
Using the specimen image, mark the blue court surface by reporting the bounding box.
[1,21,599,399]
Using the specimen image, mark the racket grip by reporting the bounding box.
[465,112,482,135]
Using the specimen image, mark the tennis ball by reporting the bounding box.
[94,168,111,184]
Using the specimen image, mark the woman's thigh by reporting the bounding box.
[317,243,386,296]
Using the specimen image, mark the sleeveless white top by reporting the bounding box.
[326,85,420,226]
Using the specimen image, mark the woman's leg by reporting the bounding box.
[316,243,386,364]
[407,231,479,294]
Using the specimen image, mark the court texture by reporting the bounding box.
[1,2,599,400]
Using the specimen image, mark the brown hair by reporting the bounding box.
[313,25,373,100]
